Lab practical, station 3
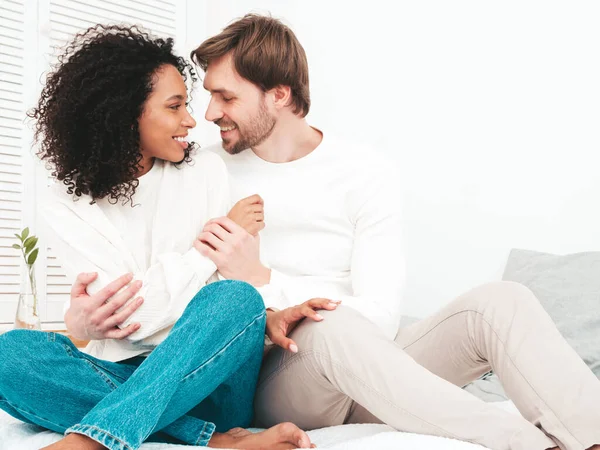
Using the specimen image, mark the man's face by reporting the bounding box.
[203,53,276,154]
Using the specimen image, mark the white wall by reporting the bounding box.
[187,1,600,318]
[4,1,599,323]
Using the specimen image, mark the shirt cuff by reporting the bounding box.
[268,268,288,288]
[182,248,217,281]
[255,282,289,311]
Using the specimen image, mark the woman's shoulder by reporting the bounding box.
[190,147,227,170]
[44,179,90,207]
[39,180,100,228]
[174,147,226,173]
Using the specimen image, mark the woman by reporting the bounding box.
[0,25,311,450]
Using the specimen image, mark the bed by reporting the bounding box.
[0,402,521,449]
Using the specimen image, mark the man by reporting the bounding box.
[68,14,600,450]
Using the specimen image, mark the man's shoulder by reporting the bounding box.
[325,135,397,175]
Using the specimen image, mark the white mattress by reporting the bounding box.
[0,402,519,449]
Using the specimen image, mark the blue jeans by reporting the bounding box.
[0,280,267,450]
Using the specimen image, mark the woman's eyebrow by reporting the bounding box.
[165,94,186,102]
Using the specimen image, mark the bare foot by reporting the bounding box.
[41,433,105,450]
[223,427,252,438]
[209,422,314,449]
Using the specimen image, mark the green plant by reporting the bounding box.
[12,227,39,316]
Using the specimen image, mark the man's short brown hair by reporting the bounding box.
[191,14,310,117]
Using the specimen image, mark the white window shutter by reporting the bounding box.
[48,0,177,53]
[0,0,26,323]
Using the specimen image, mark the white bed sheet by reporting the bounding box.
[0,402,519,449]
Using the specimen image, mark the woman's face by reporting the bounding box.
[138,64,196,165]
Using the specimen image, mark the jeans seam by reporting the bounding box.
[0,399,70,431]
[51,332,132,383]
[402,308,583,448]
[256,349,469,443]
[62,343,74,357]
[182,310,266,381]
[83,360,119,390]
[78,351,133,383]
[59,337,121,391]
[69,424,132,450]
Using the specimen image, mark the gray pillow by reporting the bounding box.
[502,248,600,378]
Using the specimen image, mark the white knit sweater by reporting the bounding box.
[42,150,229,362]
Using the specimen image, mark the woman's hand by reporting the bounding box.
[227,194,264,236]
[266,299,341,352]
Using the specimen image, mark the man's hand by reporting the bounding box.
[227,194,265,236]
[266,298,341,353]
[65,272,144,341]
[196,216,271,286]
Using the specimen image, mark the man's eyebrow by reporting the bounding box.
[203,85,234,95]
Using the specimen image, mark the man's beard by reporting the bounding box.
[224,100,276,155]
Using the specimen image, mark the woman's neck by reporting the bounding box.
[136,156,155,177]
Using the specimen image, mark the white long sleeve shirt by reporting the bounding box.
[42,150,230,362]
[208,133,405,339]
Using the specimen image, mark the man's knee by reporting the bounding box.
[464,281,541,314]
[290,305,366,349]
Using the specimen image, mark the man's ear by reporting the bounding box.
[270,85,292,110]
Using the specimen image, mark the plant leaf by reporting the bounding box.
[27,248,38,265]
[14,233,22,242]
[21,227,29,241]
[11,244,21,250]
[24,236,38,254]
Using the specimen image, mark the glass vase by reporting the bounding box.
[14,265,41,330]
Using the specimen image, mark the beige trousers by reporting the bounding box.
[253,281,600,450]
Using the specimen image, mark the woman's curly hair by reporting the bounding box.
[29,24,197,204]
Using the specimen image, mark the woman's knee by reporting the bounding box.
[188,280,264,316]
[0,330,48,388]
[0,329,45,358]
[181,281,266,343]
